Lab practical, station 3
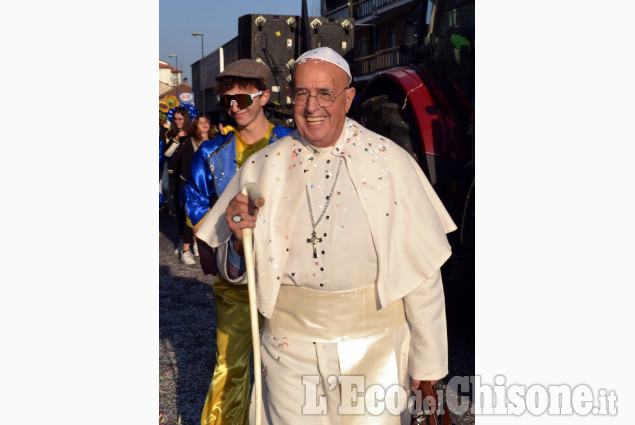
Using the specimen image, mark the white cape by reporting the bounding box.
[196,118,457,318]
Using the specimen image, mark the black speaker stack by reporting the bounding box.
[235,13,355,126]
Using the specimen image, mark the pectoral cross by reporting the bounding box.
[307,231,323,258]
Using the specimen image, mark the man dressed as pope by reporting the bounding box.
[195,47,457,425]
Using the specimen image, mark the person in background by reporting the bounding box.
[164,106,194,263]
[159,114,169,210]
[195,47,456,425]
[178,115,219,262]
[181,59,293,425]
[159,137,165,209]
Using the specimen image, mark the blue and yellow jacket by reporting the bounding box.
[182,124,293,229]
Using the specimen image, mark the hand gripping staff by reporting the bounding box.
[240,182,265,425]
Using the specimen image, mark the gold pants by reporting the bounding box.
[201,278,255,425]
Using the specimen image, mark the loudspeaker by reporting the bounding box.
[304,17,355,71]
[235,14,356,127]
[238,14,299,108]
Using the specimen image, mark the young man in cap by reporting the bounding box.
[182,58,293,425]
[196,47,455,424]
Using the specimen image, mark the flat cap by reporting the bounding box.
[215,59,270,84]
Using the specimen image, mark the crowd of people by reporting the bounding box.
[160,47,456,425]
[160,105,219,264]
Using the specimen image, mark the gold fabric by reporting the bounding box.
[201,277,254,425]
[234,122,273,168]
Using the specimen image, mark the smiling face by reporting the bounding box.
[291,60,355,148]
[196,116,211,138]
[221,83,270,130]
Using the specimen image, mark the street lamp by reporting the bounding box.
[192,32,205,115]
[168,54,179,100]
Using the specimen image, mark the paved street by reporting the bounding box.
[159,205,475,424]
[159,207,215,425]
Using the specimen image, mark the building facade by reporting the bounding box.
[321,0,423,88]
[159,60,183,97]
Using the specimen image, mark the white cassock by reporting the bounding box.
[196,118,457,425]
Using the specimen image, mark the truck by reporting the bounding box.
[354,0,475,275]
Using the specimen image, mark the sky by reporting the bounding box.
[160,0,321,84]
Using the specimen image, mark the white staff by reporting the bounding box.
[240,182,265,425]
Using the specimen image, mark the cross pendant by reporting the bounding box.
[306,231,323,258]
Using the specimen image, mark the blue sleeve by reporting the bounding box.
[182,145,217,228]
[227,237,246,279]
[272,125,294,140]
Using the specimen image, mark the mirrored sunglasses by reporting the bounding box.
[217,91,263,109]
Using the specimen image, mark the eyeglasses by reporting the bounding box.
[291,88,348,107]
[217,91,263,109]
